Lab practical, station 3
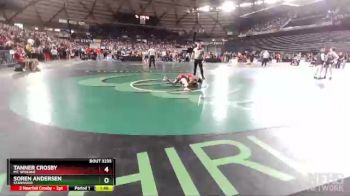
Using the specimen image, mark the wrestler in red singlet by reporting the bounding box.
[176,73,194,82]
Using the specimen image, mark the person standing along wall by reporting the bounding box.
[322,47,339,80]
[314,48,326,79]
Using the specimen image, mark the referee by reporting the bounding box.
[148,46,156,69]
[192,44,205,79]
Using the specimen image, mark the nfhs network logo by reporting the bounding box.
[308,173,344,192]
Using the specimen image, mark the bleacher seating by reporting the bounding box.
[225,30,350,53]
[285,15,327,28]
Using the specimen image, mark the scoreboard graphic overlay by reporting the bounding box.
[7,158,115,192]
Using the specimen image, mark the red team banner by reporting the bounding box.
[7,158,115,192]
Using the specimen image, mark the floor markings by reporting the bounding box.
[25,192,42,196]
[247,136,308,175]
[68,191,86,196]
[0,173,5,192]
